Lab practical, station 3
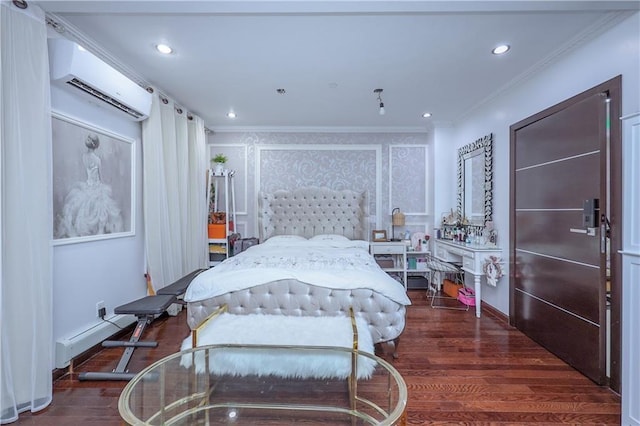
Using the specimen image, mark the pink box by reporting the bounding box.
[457,288,476,306]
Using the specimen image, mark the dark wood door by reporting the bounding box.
[509,78,621,387]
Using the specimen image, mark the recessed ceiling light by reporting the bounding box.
[492,44,510,55]
[156,44,173,54]
[422,112,432,118]
[227,112,237,119]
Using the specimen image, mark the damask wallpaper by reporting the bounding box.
[390,145,428,215]
[209,131,432,239]
[259,148,376,194]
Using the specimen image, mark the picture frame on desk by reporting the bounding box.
[372,230,388,242]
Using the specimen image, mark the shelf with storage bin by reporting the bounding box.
[206,168,236,267]
[405,249,431,289]
[369,241,407,289]
[208,238,228,266]
[406,250,431,273]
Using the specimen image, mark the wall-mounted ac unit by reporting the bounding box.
[48,38,152,121]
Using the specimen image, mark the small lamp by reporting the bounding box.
[391,207,405,241]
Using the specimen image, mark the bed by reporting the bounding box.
[184,187,411,355]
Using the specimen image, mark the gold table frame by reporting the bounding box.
[119,308,407,425]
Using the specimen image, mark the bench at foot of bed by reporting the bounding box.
[182,308,376,379]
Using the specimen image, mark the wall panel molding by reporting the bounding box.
[208,144,248,215]
[255,144,382,231]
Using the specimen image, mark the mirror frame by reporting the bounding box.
[457,133,493,226]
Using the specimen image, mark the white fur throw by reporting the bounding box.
[180,313,376,379]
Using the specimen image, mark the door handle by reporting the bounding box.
[569,228,597,236]
[601,214,610,254]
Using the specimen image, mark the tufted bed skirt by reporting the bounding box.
[186,279,406,344]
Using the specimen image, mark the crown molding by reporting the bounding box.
[209,125,429,134]
[455,10,634,124]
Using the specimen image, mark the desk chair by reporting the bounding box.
[425,254,468,311]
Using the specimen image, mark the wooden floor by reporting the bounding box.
[16,290,620,425]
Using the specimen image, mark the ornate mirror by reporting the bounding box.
[457,133,493,225]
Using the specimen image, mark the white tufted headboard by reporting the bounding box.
[258,187,368,241]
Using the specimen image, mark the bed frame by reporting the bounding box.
[187,187,407,356]
[258,186,368,241]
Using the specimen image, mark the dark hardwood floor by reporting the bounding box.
[16,290,620,425]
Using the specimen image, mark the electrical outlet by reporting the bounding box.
[96,301,105,319]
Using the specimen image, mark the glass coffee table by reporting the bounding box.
[118,344,407,425]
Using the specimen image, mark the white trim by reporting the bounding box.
[234,220,248,238]
[54,313,136,368]
[620,112,640,121]
[375,145,382,230]
[258,144,381,152]
[621,112,640,426]
[211,126,429,133]
[622,254,640,425]
[622,114,640,252]
[255,147,261,234]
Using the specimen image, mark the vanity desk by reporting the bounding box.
[433,238,502,318]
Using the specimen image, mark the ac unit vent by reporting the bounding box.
[48,38,152,121]
[67,78,145,120]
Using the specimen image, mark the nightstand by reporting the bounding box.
[369,241,407,289]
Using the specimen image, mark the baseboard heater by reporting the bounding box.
[55,314,136,368]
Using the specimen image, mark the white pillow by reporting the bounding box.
[309,234,350,242]
[264,235,307,245]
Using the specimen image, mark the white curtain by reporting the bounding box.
[185,116,208,266]
[0,2,53,423]
[142,94,208,291]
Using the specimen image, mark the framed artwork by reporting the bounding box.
[372,230,388,242]
[52,112,135,244]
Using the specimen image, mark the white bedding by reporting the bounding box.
[185,236,411,306]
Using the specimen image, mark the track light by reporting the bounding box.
[374,88,385,115]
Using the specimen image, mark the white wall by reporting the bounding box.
[432,126,457,226]
[436,12,640,314]
[50,86,147,360]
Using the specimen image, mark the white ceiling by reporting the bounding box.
[38,1,639,131]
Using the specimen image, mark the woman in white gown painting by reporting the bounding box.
[56,133,123,238]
